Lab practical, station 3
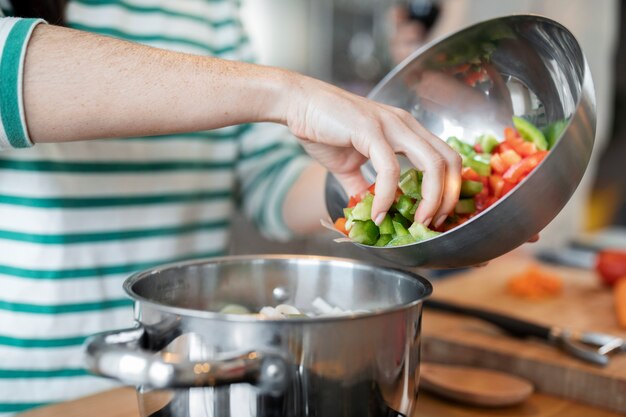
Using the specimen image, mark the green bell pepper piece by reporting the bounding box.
[543,119,568,150]
[447,136,476,157]
[455,198,477,214]
[399,169,422,199]
[408,222,442,241]
[396,194,416,220]
[349,220,379,245]
[378,214,394,235]
[386,234,417,247]
[392,220,410,237]
[512,116,548,151]
[351,193,374,221]
[478,134,499,154]
[462,155,491,176]
[374,234,393,247]
[460,180,483,197]
[343,207,353,220]
[393,213,411,229]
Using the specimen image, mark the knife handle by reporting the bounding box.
[424,299,552,340]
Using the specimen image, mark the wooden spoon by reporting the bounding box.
[420,362,534,407]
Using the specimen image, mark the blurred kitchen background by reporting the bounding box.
[230,0,626,260]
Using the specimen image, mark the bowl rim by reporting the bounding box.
[122,254,433,322]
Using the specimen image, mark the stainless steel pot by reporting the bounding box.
[84,255,432,417]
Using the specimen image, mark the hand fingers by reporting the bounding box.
[352,131,400,224]
[407,122,462,227]
[382,108,461,226]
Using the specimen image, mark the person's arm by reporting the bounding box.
[17,22,461,229]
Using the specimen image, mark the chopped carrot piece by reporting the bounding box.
[334,217,348,235]
[507,264,563,300]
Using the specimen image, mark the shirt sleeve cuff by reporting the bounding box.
[0,17,46,150]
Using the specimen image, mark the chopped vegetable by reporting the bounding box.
[543,119,568,149]
[513,116,548,151]
[460,180,483,197]
[478,134,500,154]
[614,278,626,329]
[334,117,556,247]
[455,198,476,214]
[349,220,379,245]
[408,222,441,240]
[375,234,393,247]
[399,169,422,199]
[334,217,348,235]
[507,265,563,300]
[378,214,394,235]
[351,193,374,221]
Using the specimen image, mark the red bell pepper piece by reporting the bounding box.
[461,167,481,182]
[347,195,360,208]
[505,135,538,157]
[490,153,507,174]
[503,151,548,184]
[504,127,519,141]
[500,149,522,168]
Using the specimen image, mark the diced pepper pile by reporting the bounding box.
[334,117,565,247]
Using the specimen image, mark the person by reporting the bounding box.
[0,1,462,413]
[389,0,620,249]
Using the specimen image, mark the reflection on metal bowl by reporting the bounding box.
[325,14,596,268]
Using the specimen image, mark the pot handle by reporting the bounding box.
[84,325,288,392]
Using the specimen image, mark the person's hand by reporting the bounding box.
[389,5,428,65]
[282,75,462,229]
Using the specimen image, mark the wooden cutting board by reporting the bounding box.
[421,250,626,414]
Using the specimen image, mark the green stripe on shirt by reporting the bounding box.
[68,22,247,55]
[0,190,231,208]
[0,159,234,173]
[0,219,229,244]
[0,368,89,378]
[72,0,238,28]
[0,298,132,314]
[0,402,51,413]
[0,249,224,279]
[0,334,88,348]
[0,19,41,148]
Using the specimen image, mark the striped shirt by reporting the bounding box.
[0,1,310,414]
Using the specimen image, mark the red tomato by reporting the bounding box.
[503,151,548,184]
[368,183,376,195]
[596,250,626,287]
[474,143,483,153]
[462,167,481,181]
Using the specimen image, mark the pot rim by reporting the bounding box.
[122,254,433,323]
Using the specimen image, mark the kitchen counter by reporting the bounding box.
[17,387,624,417]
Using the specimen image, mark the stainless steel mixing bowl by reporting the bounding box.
[325,15,596,268]
[85,255,432,417]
